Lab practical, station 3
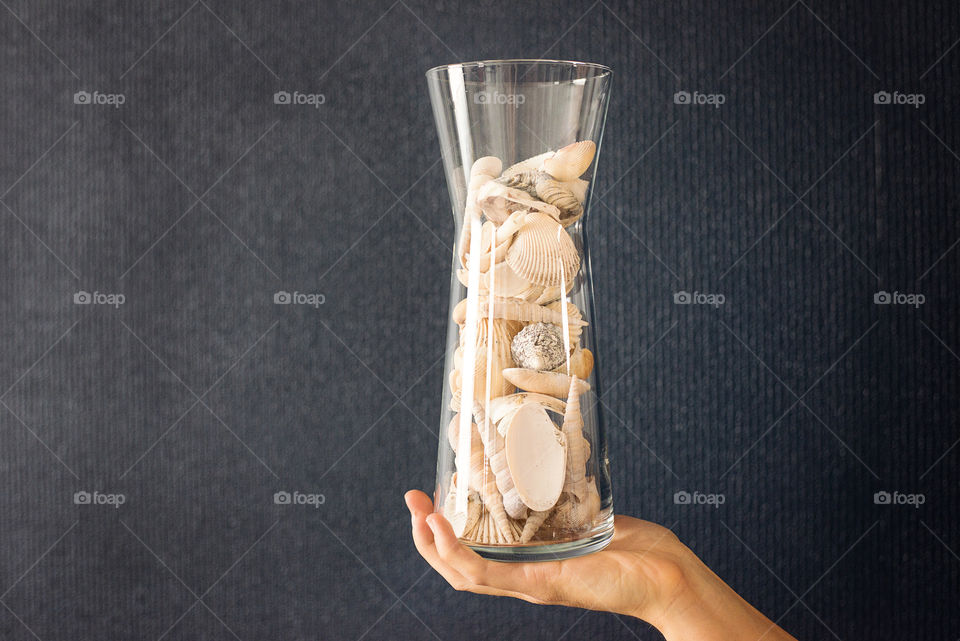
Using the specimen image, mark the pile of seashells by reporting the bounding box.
[444,141,603,546]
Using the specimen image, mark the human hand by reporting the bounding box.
[405,490,797,641]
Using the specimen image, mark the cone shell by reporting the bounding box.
[502,368,590,398]
[543,140,596,181]
[506,212,580,287]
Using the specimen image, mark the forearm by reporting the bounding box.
[647,547,797,641]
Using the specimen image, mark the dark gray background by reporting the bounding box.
[1,1,958,639]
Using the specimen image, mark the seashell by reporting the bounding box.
[557,347,594,380]
[520,509,551,544]
[546,300,584,347]
[472,402,524,521]
[501,151,554,179]
[495,170,547,198]
[506,212,581,288]
[536,178,584,226]
[502,368,590,398]
[464,220,513,273]
[548,480,601,530]
[542,140,596,181]
[564,178,589,205]
[459,318,518,401]
[561,376,589,500]
[503,403,567,512]
[476,181,561,225]
[443,479,482,538]
[511,322,567,372]
[533,281,574,305]
[458,156,502,269]
[464,506,523,544]
[458,260,534,300]
[458,426,516,543]
[453,296,588,327]
[487,393,566,427]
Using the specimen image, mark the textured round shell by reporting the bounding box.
[506,212,580,287]
[511,322,567,372]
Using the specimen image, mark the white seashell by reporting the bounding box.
[542,140,596,181]
[502,403,566,512]
[548,480,601,530]
[443,480,482,538]
[561,376,589,500]
[506,212,581,288]
[502,368,590,398]
[472,156,503,179]
[459,319,518,401]
[520,509,551,543]
[556,347,594,380]
[564,178,589,205]
[487,393,566,427]
[457,260,533,299]
[546,300,585,347]
[476,181,561,225]
[452,296,588,327]
[501,151,555,179]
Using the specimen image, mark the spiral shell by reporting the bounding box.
[542,140,596,181]
[506,212,580,287]
[536,178,584,226]
[496,170,546,198]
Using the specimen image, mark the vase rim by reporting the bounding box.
[426,59,612,77]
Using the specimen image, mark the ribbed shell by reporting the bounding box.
[506,212,580,287]
[542,140,596,181]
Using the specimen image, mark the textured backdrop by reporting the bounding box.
[1,1,958,639]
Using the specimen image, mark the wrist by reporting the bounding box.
[642,544,795,641]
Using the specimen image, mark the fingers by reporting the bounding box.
[424,512,555,605]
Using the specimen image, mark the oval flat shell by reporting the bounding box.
[503,403,566,512]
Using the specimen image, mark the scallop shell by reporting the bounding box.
[464,220,513,273]
[542,140,596,181]
[502,368,590,398]
[564,178,589,204]
[457,260,532,299]
[536,178,584,226]
[460,318,518,401]
[506,212,581,287]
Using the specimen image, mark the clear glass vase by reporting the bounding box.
[426,60,613,561]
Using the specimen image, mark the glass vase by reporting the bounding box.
[426,59,613,561]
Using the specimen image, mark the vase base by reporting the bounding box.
[464,512,614,562]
